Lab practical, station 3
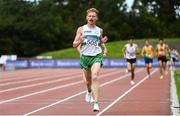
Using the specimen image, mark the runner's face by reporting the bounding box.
[129,39,133,45]
[86,12,97,25]
[145,41,149,46]
[159,40,163,45]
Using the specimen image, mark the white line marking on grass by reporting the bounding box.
[96,68,158,116]
[23,69,144,116]
[0,69,123,104]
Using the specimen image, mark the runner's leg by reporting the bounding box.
[127,62,131,72]
[91,62,101,102]
[165,61,169,75]
[146,63,150,75]
[83,69,92,92]
[83,69,94,102]
[158,60,163,79]
[131,63,135,81]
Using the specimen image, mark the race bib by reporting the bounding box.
[85,39,98,47]
[129,52,135,56]
[159,50,165,56]
[145,53,150,58]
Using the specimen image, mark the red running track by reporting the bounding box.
[0,68,171,116]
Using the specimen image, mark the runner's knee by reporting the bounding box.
[91,72,98,82]
[86,80,91,85]
[149,64,152,68]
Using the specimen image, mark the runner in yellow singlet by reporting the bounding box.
[156,38,169,79]
[141,40,154,77]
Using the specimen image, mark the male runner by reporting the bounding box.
[123,36,138,85]
[73,8,108,112]
[141,40,154,77]
[156,38,169,79]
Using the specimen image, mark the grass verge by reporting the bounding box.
[40,38,180,59]
[174,70,180,104]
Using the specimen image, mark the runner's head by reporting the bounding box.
[159,38,164,45]
[128,36,134,45]
[145,40,150,46]
[86,8,98,25]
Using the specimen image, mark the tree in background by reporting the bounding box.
[0,0,179,57]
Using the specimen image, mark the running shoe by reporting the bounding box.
[93,102,100,112]
[125,69,129,73]
[160,75,163,79]
[85,91,94,102]
[130,80,135,85]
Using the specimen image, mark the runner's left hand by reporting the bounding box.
[101,36,108,43]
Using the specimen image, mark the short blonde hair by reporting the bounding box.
[86,8,99,15]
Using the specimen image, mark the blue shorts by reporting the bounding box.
[144,58,153,64]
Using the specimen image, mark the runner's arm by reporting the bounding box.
[73,27,83,48]
[135,44,140,55]
[100,29,108,43]
[155,45,158,56]
[165,44,170,56]
[141,47,145,56]
[101,43,107,57]
[123,46,126,58]
[151,46,155,58]
[77,44,81,53]
[176,50,180,59]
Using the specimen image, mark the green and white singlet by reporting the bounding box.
[80,25,102,56]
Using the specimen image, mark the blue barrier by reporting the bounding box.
[29,60,55,68]
[6,58,180,69]
[56,59,80,67]
[15,60,29,68]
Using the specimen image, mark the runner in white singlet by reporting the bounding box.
[73,8,108,112]
[123,36,138,85]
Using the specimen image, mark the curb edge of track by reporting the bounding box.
[170,70,180,116]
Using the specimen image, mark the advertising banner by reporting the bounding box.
[8,58,180,69]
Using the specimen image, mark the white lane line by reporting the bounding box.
[0,71,57,81]
[23,69,144,116]
[96,68,158,116]
[0,69,123,104]
[0,81,83,105]
[0,69,120,93]
[0,69,116,82]
[0,72,80,86]
[0,69,117,86]
[0,75,80,93]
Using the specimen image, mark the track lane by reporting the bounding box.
[100,69,171,115]
[0,68,141,115]
[0,68,171,116]
[0,69,119,100]
[0,69,81,83]
[22,69,144,115]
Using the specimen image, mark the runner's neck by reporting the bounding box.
[87,24,96,29]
